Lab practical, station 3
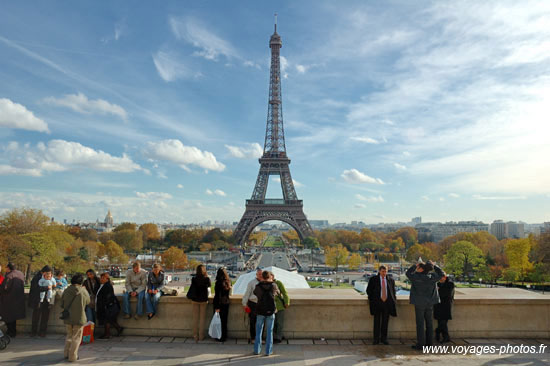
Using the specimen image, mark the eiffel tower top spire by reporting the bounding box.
[263,14,286,158]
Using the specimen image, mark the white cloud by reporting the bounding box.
[225,143,263,159]
[206,189,226,197]
[280,56,289,79]
[355,194,384,202]
[177,184,184,189]
[449,193,460,198]
[0,98,49,132]
[341,169,384,184]
[421,196,430,201]
[136,192,173,200]
[350,136,379,144]
[403,151,411,157]
[472,194,527,200]
[152,51,194,82]
[0,140,143,176]
[393,163,407,171]
[145,139,225,172]
[296,64,308,73]
[354,203,367,209]
[169,16,238,61]
[44,92,127,120]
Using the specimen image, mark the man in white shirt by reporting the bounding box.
[242,268,263,342]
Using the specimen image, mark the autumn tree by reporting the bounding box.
[505,238,533,284]
[325,244,349,271]
[248,231,267,246]
[302,236,320,249]
[406,244,433,262]
[0,207,50,235]
[161,246,188,270]
[348,253,362,270]
[114,229,143,252]
[105,240,129,264]
[114,222,137,232]
[444,240,485,282]
[79,228,98,242]
[392,227,418,248]
[139,223,161,247]
[21,232,58,282]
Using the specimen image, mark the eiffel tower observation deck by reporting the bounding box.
[233,17,313,246]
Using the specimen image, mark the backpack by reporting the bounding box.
[256,282,276,316]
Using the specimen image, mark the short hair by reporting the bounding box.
[378,265,387,271]
[41,265,52,273]
[261,270,271,280]
[100,272,110,279]
[132,261,141,269]
[55,269,65,277]
[422,262,434,272]
[152,263,161,270]
[86,269,96,276]
[7,262,15,271]
[256,267,263,272]
[71,273,84,285]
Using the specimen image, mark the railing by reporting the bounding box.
[247,199,303,205]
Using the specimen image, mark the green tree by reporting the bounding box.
[105,240,128,264]
[21,232,58,282]
[325,244,349,271]
[303,236,320,249]
[505,238,534,284]
[114,229,143,252]
[444,240,486,282]
[114,222,137,232]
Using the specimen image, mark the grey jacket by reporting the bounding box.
[406,264,444,307]
[125,268,148,293]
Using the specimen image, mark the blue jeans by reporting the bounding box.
[85,305,96,323]
[145,291,162,314]
[254,314,275,355]
[123,290,145,316]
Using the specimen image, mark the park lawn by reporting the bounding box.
[264,236,285,248]
[307,281,354,289]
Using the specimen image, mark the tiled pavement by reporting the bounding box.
[0,335,548,365]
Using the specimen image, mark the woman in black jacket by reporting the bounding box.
[434,273,455,343]
[213,267,232,342]
[96,272,123,339]
[83,269,100,323]
[189,264,211,342]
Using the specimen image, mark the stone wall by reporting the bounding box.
[17,288,550,339]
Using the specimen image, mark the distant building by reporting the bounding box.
[416,221,489,243]
[540,222,550,234]
[104,210,114,228]
[411,217,422,225]
[490,220,525,240]
[309,220,330,229]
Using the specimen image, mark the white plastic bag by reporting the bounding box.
[208,312,222,339]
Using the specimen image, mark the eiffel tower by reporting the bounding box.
[233,19,313,246]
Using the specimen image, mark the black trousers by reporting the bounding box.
[31,301,50,335]
[373,301,392,342]
[6,321,17,337]
[247,301,257,340]
[216,304,229,341]
[436,319,450,339]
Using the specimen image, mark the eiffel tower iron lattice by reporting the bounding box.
[233,20,313,246]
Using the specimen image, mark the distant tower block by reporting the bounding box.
[233,20,313,246]
[104,210,114,228]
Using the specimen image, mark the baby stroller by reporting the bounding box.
[0,316,10,351]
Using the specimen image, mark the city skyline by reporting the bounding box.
[1,1,549,224]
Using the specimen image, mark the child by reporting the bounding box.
[38,271,57,305]
[55,270,68,290]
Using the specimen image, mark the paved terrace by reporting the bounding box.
[1,335,548,365]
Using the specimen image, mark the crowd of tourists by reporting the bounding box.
[0,259,453,360]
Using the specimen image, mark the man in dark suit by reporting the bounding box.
[406,260,444,350]
[366,265,397,345]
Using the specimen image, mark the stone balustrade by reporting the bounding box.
[17,288,550,339]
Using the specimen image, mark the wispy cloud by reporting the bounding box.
[393,163,407,171]
[472,194,527,200]
[136,191,172,200]
[225,143,262,159]
[273,177,304,188]
[341,169,384,185]
[44,92,127,120]
[0,98,49,133]
[169,16,239,61]
[355,194,384,202]
[206,188,226,197]
[350,136,379,144]
[152,50,195,82]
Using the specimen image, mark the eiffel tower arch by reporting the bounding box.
[233,19,313,246]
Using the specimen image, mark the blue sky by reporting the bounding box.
[1,1,549,224]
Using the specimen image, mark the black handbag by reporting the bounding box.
[186,281,197,301]
[60,293,77,320]
[105,301,120,319]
